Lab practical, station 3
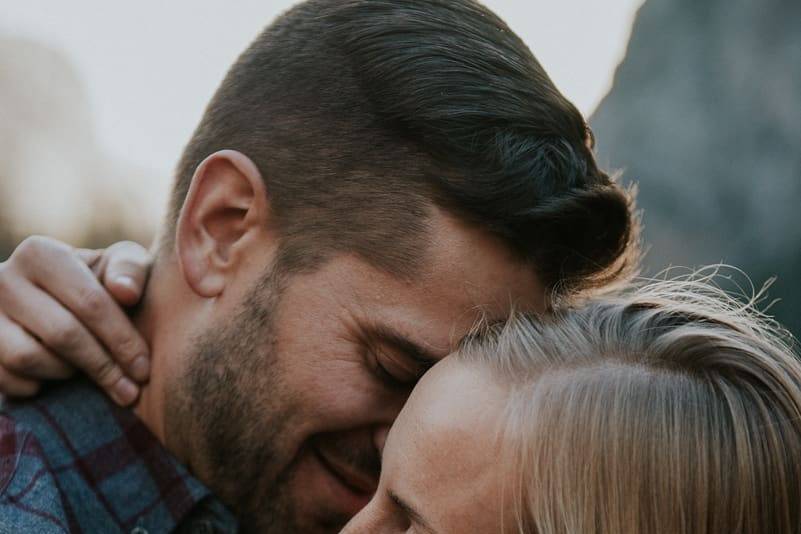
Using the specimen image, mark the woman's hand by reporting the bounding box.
[0,236,152,405]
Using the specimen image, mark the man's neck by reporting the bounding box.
[129,255,192,458]
[131,284,168,445]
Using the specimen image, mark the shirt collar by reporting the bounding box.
[8,379,238,533]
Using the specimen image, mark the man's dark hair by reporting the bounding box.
[169,0,639,300]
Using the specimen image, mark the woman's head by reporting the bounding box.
[344,274,801,533]
[465,275,801,533]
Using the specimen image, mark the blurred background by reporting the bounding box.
[1,0,799,335]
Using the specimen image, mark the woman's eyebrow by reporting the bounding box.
[389,490,438,534]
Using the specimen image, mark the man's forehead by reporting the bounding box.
[354,211,542,361]
[419,209,544,313]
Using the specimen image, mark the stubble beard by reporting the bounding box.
[166,269,303,533]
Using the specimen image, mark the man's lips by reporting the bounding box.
[314,445,378,496]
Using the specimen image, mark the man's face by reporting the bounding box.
[167,209,542,533]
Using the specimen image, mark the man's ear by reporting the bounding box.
[176,150,271,298]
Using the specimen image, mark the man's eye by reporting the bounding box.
[375,362,407,388]
[373,350,420,387]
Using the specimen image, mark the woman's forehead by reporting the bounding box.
[385,359,511,530]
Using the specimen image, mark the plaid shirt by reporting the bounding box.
[0,379,238,533]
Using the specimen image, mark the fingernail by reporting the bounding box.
[115,275,138,292]
[113,377,139,405]
[129,355,150,382]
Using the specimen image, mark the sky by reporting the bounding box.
[1,0,645,232]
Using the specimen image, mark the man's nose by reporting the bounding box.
[373,424,390,454]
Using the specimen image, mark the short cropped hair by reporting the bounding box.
[169,0,639,298]
[462,271,801,533]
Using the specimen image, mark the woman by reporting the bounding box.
[342,277,801,533]
[2,243,800,532]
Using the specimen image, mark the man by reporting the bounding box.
[0,0,637,532]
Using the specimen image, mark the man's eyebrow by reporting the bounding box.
[389,490,438,534]
[367,324,442,370]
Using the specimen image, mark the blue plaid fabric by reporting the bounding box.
[0,379,238,533]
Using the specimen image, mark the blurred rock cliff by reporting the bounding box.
[591,0,801,336]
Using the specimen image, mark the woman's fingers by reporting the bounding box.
[0,366,41,398]
[95,241,152,307]
[0,236,149,404]
[75,247,103,267]
[0,312,73,379]
[0,280,140,406]
[26,244,150,379]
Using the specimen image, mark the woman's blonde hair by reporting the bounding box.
[460,270,801,533]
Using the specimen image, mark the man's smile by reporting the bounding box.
[310,441,376,517]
